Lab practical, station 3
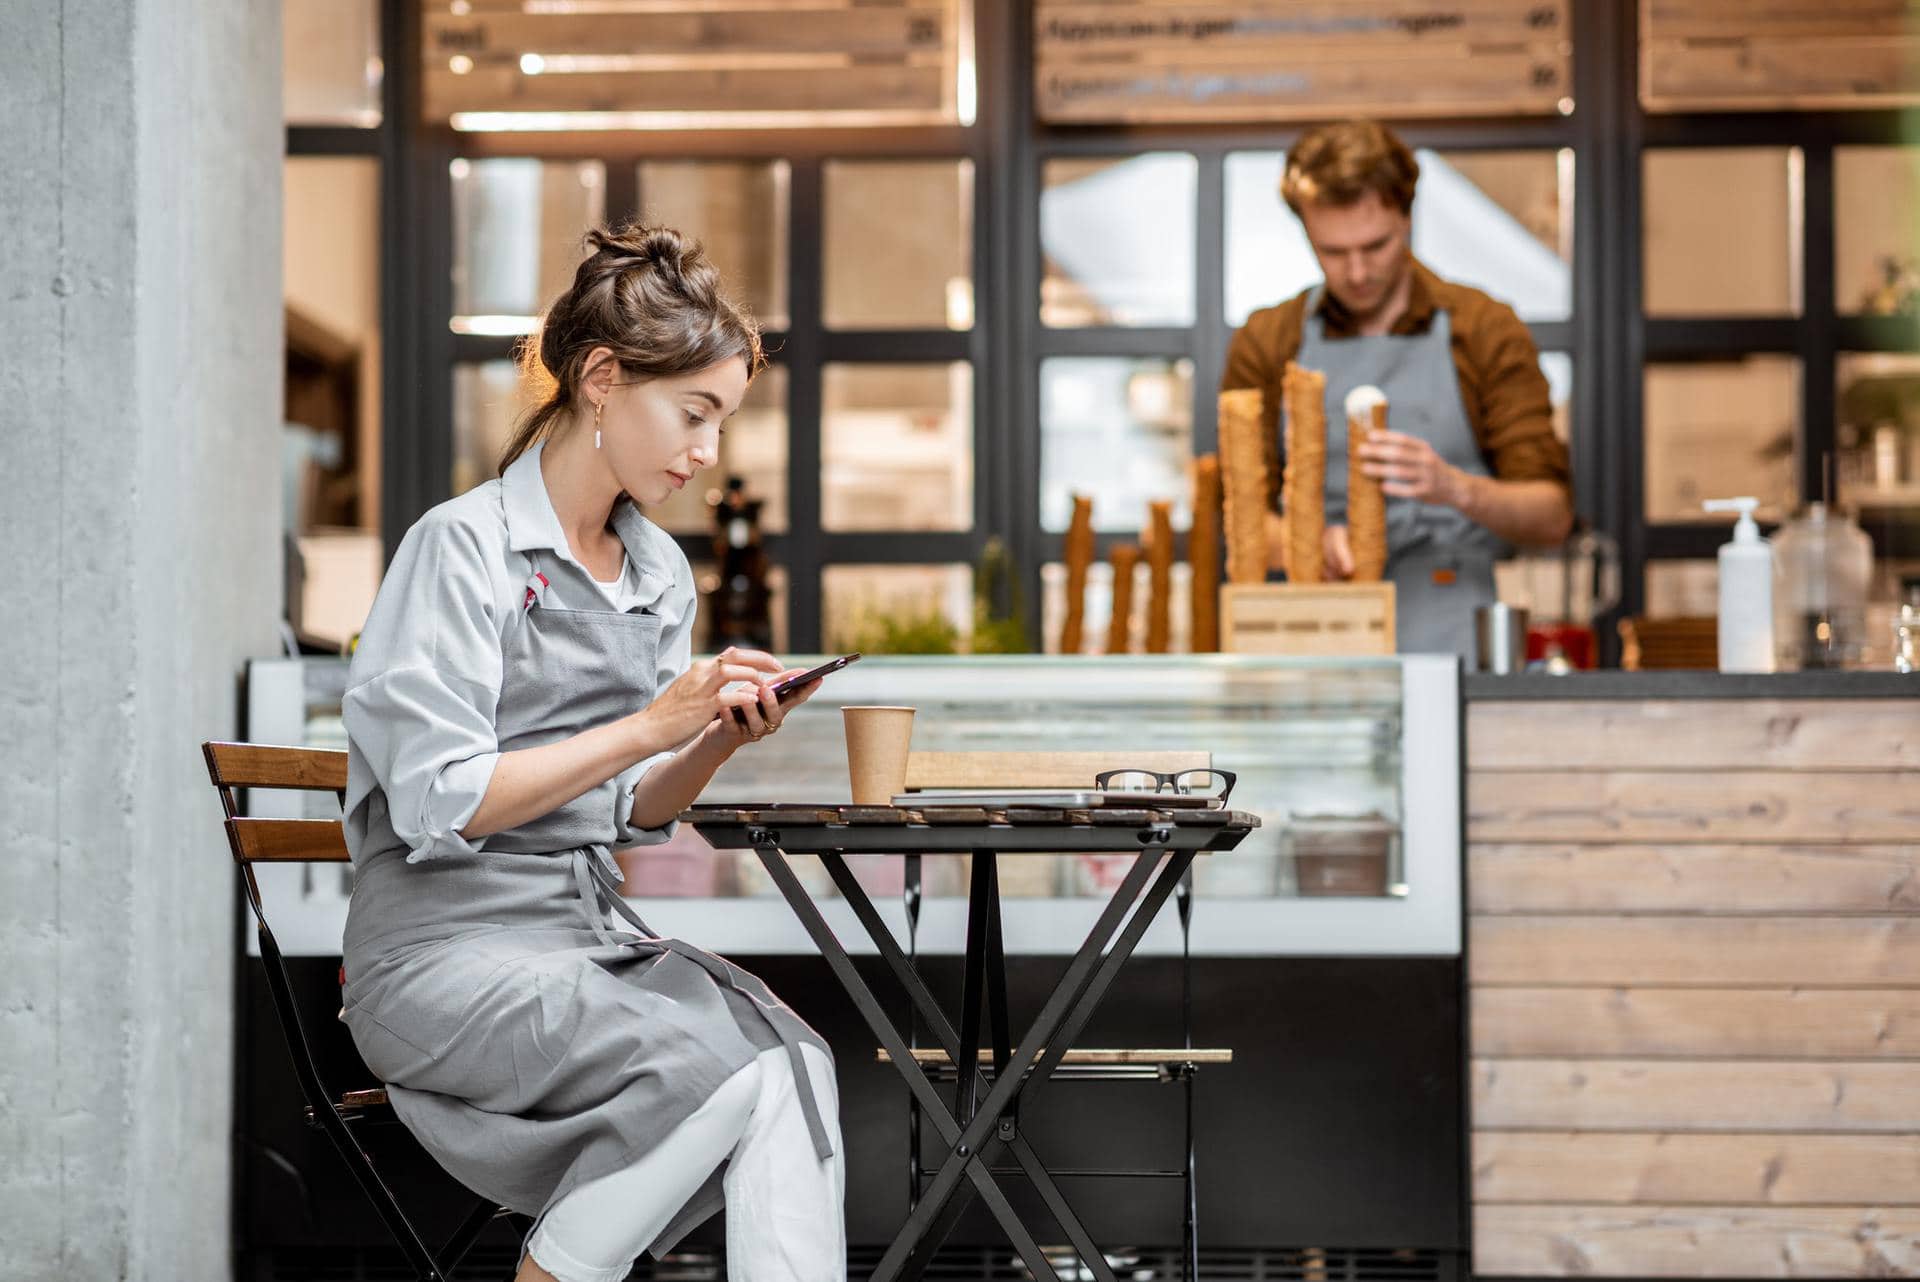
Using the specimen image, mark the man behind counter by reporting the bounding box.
[1221,119,1574,655]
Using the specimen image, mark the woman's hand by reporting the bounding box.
[636,646,783,747]
[701,665,823,751]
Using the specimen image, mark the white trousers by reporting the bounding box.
[526,1044,845,1282]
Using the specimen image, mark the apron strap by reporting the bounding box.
[570,845,837,1161]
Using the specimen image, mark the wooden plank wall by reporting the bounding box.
[423,0,955,124]
[1642,0,1920,113]
[1033,0,1572,125]
[1467,698,1920,1278]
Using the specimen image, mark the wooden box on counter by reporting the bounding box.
[1219,582,1396,657]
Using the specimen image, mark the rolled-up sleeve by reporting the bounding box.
[343,514,505,863]
[1459,296,1572,497]
[612,539,699,848]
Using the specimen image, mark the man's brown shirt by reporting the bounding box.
[1220,259,1572,515]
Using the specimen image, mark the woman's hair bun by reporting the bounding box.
[499,220,762,476]
[583,224,689,282]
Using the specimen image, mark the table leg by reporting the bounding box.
[821,852,1117,1279]
[904,853,922,1213]
[869,846,1173,1282]
[955,852,993,1125]
[1019,848,1198,1118]
[750,840,1061,1282]
[984,855,1013,1095]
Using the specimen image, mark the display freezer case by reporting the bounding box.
[243,654,1461,958]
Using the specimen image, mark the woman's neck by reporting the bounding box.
[538,424,623,560]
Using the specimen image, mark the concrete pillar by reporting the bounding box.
[0,1,283,1277]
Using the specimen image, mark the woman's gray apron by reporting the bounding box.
[341,548,831,1254]
[1296,290,1507,657]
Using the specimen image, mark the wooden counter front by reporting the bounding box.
[1467,695,1920,1278]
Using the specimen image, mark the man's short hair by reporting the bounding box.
[1281,120,1421,217]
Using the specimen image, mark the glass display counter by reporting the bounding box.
[244,654,1460,958]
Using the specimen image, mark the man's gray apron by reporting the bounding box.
[1296,289,1508,657]
[341,546,830,1256]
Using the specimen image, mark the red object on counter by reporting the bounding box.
[1526,622,1598,670]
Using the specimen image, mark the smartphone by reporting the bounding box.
[723,653,863,724]
[768,651,862,700]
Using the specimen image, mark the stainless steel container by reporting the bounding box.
[1474,603,1529,674]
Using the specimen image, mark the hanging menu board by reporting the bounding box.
[1642,0,1920,112]
[424,0,959,130]
[1034,1,1573,125]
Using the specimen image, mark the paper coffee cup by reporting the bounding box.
[842,706,916,805]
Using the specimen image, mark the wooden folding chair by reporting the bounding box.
[203,741,523,1282]
[884,750,1234,1282]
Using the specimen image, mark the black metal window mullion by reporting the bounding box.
[286,126,384,157]
[1192,150,1227,462]
[381,0,433,562]
[1525,321,1575,355]
[1033,328,1197,359]
[990,0,1046,649]
[784,157,826,652]
[1800,142,1839,504]
[604,157,640,228]
[1599,0,1645,624]
[976,0,1025,600]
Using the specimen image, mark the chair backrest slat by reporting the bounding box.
[905,750,1211,791]
[227,817,352,864]
[205,741,348,792]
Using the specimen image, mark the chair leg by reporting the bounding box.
[905,853,923,1214]
[438,1196,505,1276]
[1183,1068,1198,1282]
[310,1105,449,1280]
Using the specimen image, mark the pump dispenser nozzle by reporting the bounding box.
[1704,497,1763,543]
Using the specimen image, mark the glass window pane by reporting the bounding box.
[1224,151,1318,328]
[646,366,789,536]
[1042,154,1196,327]
[284,0,381,126]
[284,156,382,533]
[1039,357,1194,533]
[1040,560,1194,655]
[1225,149,1573,327]
[1837,352,1920,517]
[822,363,972,531]
[452,360,540,497]
[823,564,972,654]
[693,562,789,656]
[1418,149,1572,323]
[451,159,607,333]
[1644,357,1801,523]
[1836,146,1920,316]
[638,161,791,331]
[1644,560,1720,619]
[1644,148,1802,317]
[823,160,973,330]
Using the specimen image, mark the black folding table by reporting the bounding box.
[683,801,1259,1282]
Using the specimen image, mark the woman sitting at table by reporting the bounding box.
[338,223,842,1282]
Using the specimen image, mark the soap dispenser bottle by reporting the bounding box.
[1703,497,1775,673]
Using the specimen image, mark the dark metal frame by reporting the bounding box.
[688,806,1254,1282]
[299,0,1920,652]
[206,746,522,1281]
[893,855,1209,1281]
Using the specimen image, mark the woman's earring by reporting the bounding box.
[593,400,603,450]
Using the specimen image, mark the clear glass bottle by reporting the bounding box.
[1771,502,1875,669]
